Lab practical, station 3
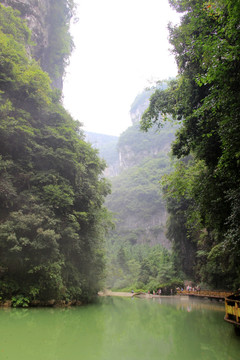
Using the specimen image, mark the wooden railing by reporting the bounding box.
[177,289,232,299]
[225,297,240,324]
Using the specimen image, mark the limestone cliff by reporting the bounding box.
[129,89,152,124]
[118,124,174,171]
[118,87,174,172]
[1,0,49,57]
[1,0,73,89]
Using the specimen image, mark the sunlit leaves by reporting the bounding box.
[0,4,31,44]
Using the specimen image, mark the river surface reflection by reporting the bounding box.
[0,296,239,360]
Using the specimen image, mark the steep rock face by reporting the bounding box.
[117,209,170,249]
[86,89,176,250]
[129,89,151,124]
[118,123,175,172]
[118,145,135,169]
[119,88,174,171]
[2,0,65,89]
[130,98,149,124]
[103,89,178,250]
[2,0,49,61]
[86,90,175,176]
[103,163,120,178]
[118,136,173,170]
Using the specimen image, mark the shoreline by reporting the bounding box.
[98,290,180,298]
[98,290,229,301]
[98,290,133,297]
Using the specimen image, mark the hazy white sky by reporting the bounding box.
[63,0,180,136]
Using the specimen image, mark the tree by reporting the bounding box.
[140,0,240,289]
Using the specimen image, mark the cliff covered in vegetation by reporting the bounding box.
[0,2,110,305]
[88,90,179,291]
[1,0,74,89]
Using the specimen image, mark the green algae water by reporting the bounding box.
[0,296,239,360]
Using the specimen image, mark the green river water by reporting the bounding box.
[0,296,239,360]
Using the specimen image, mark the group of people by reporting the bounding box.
[148,288,174,295]
[186,285,201,293]
[147,289,162,295]
[152,289,162,295]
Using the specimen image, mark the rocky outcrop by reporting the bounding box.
[118,139,172,171]
[103,163,120,178]
[118,89,174,172]
[1,0,66,89]
[117,210,170,249]
[130,98,150,124]
[104,89,177,250]
[129,89,152,124]
[2,1,49,62]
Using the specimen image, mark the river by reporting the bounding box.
[0,296,239,359]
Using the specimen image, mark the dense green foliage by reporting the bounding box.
[140,0,240,289]
[106,242,181,294]
[0,4,110,304]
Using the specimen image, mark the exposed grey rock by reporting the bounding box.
[1,0,63,89]
[2,1,49,59]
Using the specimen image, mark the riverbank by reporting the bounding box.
[98,289,232,301]
[98,290,133,297]
[98,290,176,298]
